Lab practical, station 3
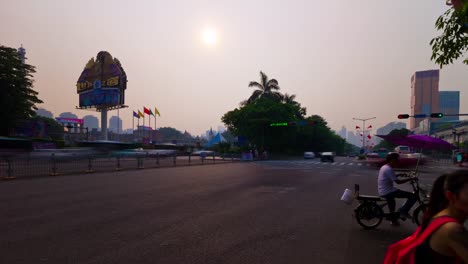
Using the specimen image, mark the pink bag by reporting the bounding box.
[383,216,458,264]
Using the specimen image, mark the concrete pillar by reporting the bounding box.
[101,108,108,140]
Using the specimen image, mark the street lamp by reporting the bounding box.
[352,117,376,153]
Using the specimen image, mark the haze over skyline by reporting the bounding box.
[2,0,467,136]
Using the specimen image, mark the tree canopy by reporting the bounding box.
[0,45,42,136]
[431,2,468,67]
[222,71,353,155]
[373,128,411,151]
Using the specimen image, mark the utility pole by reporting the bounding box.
[352,117,376,153]
[452,128,465,150]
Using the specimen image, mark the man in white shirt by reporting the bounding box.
[378,153,417,224]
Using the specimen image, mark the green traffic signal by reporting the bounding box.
[270,122,288,127]
[430,113,444,118]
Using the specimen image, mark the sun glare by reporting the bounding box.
[202,28,218,46]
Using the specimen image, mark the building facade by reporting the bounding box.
[410,70,439,129]
[439,91,460,122]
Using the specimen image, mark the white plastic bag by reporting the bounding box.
[341,188,354,205]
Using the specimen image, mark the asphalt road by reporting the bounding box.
[0,157,463,264]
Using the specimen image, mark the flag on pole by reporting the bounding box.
[133,111,140,118]
[149,109,154,116]
[138,110,144,118]
[355,126,360,129]
[154,107,161,116]
[143,107,150,115]
[367,125,372,129]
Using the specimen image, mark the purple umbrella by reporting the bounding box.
[376,134,456,150]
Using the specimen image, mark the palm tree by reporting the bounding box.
[244,71,282,105]
[282,93,298,105]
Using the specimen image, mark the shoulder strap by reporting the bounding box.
[416,216,459,243]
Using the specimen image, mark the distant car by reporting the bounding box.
[321,152,335,162]
[348,152,357,157]
[304,152,315,159]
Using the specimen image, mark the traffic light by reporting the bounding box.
[413,114,427,118]
[270,122,288,127]
[430,113,444,118]
[397,114,410,119]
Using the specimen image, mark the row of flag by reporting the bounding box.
[133,107,160,119]
[355,125,372,129]
[356,125,373,142]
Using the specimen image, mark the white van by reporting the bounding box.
[394,146,411,154]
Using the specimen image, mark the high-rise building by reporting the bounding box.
[83,115,99,130]
[439,91,460,122]
[338,126,347,139]
[410,70,439,129]
[109,116,123,133]
[18,45,26,64]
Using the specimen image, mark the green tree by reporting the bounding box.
[158,127,187,142]
[373,128,411,150]
[222,97,345,154]
[0,45,42,136]
[282,93,306,119]
[223,97,300,151]
[282,93,297,105]
[431,2,468,67]
[30,116,64,140]
[242,71,282,105]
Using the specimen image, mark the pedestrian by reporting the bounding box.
[378,152,418,225]
[414,170,468,263]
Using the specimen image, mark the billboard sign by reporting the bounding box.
[55,118,84,125]
[79,89,120,107]
[76,51,127,107]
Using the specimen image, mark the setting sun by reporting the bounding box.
[202,28,218,45]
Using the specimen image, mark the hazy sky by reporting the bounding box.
[1,0,467,136]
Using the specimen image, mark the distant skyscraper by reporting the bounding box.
[18,45,26,64]
[439,91,460,122]
[347,131,359,147]
[83,115,99,130]
[109,116,123,133]
[410,70,439,129]
[339,126,347,139]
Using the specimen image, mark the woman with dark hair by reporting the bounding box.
[415,170,468,263]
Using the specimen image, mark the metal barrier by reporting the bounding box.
[0,152,241,180]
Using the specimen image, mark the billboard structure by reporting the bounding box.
[76,51,127,140]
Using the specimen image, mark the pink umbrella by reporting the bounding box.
[376,134,455,150]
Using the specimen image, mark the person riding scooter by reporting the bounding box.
[378,152,418,225]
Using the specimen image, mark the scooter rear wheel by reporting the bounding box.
[412,204,427,226]
[355,202,384,229]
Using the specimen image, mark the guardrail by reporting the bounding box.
[0,152,241,180]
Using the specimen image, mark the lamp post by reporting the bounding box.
[452,128,465,150]
[352,117,376,153]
